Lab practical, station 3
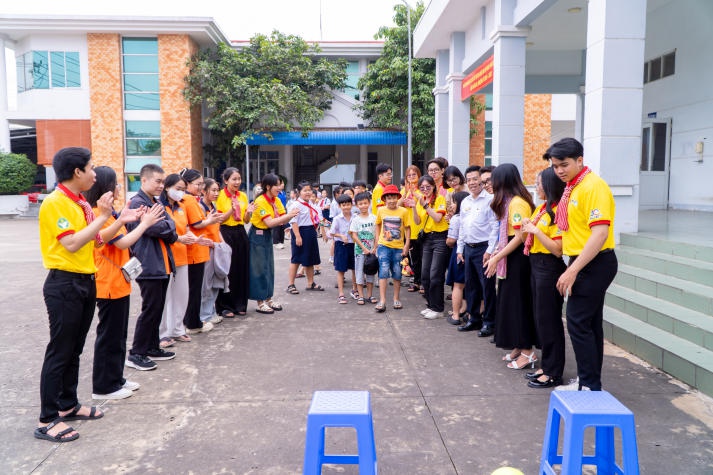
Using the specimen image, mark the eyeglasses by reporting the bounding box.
[446,176,460,183]
[427,168,442,173]
[480,178,491,185]
[419,185,433,190]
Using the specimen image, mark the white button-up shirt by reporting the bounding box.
[457,190,499,255]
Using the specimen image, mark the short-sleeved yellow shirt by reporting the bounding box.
[216,188,249,226]
[401,186,424,236]
[371,181,387,215]
[39,189,97,274]
[376,206,411,249]
[507,196,533,236]
[528,203,562,255]
[250,194,286,230]
[561,171,616,256]
[419,194,449,233]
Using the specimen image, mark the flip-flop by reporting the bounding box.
[34,420,79,443]
[393,301,403,310]
[221,310,236,318]
[60,404,103,421]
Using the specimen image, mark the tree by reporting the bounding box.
[357,2,435,156]
[0,152,36,194]
[184,32,348,167]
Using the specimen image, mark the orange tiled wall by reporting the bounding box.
[36,120,92,165]
[87,33,124,187]
[468,95,486,166]
[158,35,203,175]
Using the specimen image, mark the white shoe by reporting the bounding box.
[92,387,133,400]
[123,380,140,391]
[420,308,431,316]
[209,315,223,324]
[422,309,444,320]
[554,377,592,391]
[275,243,285,249]
[186,321,214,334]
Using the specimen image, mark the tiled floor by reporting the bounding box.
[636,209,713,245]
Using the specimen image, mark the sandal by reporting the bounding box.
[286,284,300,295]
[338,295,348,304]
[368,296,378,304]
[175,334,191,342]
[407,284,418,292]
[60,404,103,421]
[357,297,365,305]
[418,286,425,294]
[393,301,403,310]
[159,337,175,348]
[305,282,325,291]
[375,302,386,313]
[295,273,305,278]
[221,310,236,318]
[502,350,521,362]
[255,302,275,314]
[265,299,282,311]
[34,420,79,443]
[314,270,322,275]
[508,352,538,370]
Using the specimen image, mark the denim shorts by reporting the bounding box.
[354,253,375,285]
[376,245,402,280]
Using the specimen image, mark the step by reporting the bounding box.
[620,233,713,264]
[613,264,713,315]
[615,245,713,287]
[604,306,713,397]
[605,283,713,350]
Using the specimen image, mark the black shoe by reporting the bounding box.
[125,354,157,371]
[528,376,562,389]
[146,348,176,361]
[525,370,544,380]
[457,318,482,332]
[477,325,494,337]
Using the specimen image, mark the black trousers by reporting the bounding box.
[216,224,249,314]
[530,253,566,379]
[130,278,169,356]
[93,296,130,394]
[409,236,423,286]
[463,243,496,327]
[421,232,449,312]
[272,224,286,244]
[183,262,205,330]
[40,270,96,423]
[566,250,618,391]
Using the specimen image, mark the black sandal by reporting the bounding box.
[34,420,79,443]
[286,284,300,295]
[60,404,103,421]
[305,282,325,291]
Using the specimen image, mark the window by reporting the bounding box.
[122,38,160,110]
[125,121,161,156]
[644,50,675,84]
[343,61,360,99]
[662,51,676,77]
[16,50,80,92]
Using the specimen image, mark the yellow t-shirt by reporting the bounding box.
[250,194,286,230]
[376,206,411,249]
[216,188,249,226]
[401,186,424,237]
[507,196,533,236]
[39,189,97,274]
[561,171,616,256]
[419,194,449,233]
[528,203,562,255]
[371,181,387,215]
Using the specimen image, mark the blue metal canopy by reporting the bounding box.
[246,130,406,146]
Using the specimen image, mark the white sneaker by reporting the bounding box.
[275,243,285,249]
[123,380,140,391]
[208,315,223,324]
[554,377,592,391]
[186,321,214,334]
[420,308,431,316]
[92,387,133,400]
[423,309,444,320]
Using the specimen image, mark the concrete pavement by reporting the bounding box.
[1,217,712,474]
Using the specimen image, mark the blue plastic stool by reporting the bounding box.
[303,391,377,475]
[540,390,639,474]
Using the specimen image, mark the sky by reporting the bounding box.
[1,0,401,41]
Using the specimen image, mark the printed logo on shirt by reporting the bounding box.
[513,213,522,223]
[571,199,578,207]
[437,202,446,211]
[57,217,69,230]
[590,208,602,220]
[260,209,266,216]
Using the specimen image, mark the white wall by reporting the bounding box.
[643,0,713,210]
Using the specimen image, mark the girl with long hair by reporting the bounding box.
[399,165,424,293]
[198,178,227,324]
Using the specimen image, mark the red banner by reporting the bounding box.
[461,55,494,101]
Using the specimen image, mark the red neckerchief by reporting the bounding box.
[523,204,549,255]
[57,183,103,246]
[298,198,320,228]
[262,193,280,218]
[224,187,242,221]
[377,180,388,189]
[555,166,591,231]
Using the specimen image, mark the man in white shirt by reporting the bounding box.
[457,166,498,335]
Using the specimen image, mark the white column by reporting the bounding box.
[282,145,293,189]
[446,32,470,171]
[574,90,585,142]
[0,38,11,153]
[433,49,449,159]
[359,144,367,182]
[490,29,527,172]
[583,0,646,236]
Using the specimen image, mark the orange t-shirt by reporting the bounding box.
[199,200,222,243]
[183,194,210,264]
[165,201,188,267]
[92,209,132,299]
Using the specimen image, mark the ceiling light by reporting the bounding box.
[567,7,582,13]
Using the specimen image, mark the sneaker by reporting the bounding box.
[123,380,140,391]
[420,308,432,316]
[208,315,223,324]
[422,309,444,320]
[554,377,590,391]
[186,321,214,335]
[328,256,334,264]
[145,348,176,361]
[92,387,133,400]
[275,243,285,249]
[125,354,157,371]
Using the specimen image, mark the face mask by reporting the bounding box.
[168,189,185,202]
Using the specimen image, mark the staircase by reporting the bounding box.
[604,233,713,398]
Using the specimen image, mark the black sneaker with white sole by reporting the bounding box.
[146,348,176,361]
[125,354,157,371]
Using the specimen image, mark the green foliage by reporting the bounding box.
[184,32,348,163]
[357,2,435,155]
[469,95,487,138]
[0,152,36,194]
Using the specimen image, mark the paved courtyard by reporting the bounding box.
[1,217,712,474]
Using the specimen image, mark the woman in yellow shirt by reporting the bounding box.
[248,174,299,314]
[399,165,423,293]
[485,163,536,370]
